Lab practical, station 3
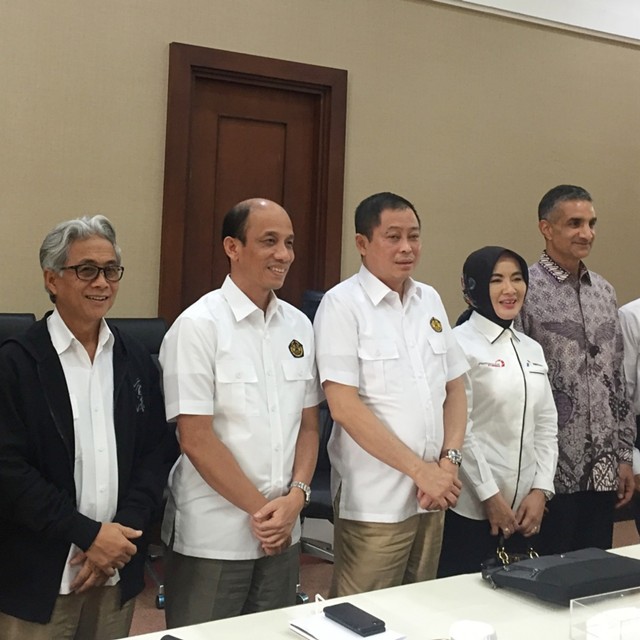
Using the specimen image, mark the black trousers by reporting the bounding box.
[534,490,617,556]
[437,509,537,578]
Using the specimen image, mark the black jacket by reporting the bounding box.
[0,316,173,623]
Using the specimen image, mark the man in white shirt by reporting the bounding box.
[618,297,640,533]
[0,216,170,639]
[314,192,469,597]
[160,198,321,627]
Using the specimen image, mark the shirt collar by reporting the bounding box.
[538,251,591,284]
[357,264,421,307]
[468,309,519,344]
[47,307,113,355]
[221,275,282,323]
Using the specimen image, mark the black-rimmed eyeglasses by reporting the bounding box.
[60,264,125,282]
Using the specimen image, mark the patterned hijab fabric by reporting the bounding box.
[457,245,529,329]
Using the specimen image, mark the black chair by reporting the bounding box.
[299,291,334,562]
[299,400,334,562]
[107,316,171,608]
[0,313,36,343]
[106,317,168,357]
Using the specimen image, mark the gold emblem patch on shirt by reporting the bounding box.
[288,339,304,358]
[430,317,443,333]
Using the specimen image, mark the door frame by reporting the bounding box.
[158,42,347,322]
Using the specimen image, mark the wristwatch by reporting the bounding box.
[540,489,554,502]
[440,448,463,467]
[290,481,311,506]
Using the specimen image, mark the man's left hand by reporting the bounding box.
[616,462,635,508]
[69,552,110,594]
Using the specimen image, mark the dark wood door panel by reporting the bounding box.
[159,44,347,323]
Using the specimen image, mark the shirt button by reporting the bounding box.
[236,373,242,379]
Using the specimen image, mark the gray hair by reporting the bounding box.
[40,215,121,301]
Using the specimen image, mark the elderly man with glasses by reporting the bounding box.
[0,215,172,640]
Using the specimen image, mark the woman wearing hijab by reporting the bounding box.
[437,246,558,577]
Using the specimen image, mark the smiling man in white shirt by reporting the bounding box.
[314,192,469,597]
[159,198,321,627]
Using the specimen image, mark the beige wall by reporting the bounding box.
[2,0,639,321]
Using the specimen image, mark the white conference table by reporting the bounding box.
[127,544,640,640]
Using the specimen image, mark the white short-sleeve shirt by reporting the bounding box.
[314,265,469,523]
[452,312,558,520]
[159,276,322,560]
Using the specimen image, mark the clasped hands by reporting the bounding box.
[251,492,304,556]
[484,490,545,539]
[69,522,141,593]
[415,460,462,511]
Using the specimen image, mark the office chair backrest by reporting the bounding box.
[106,317,169,356]
[301,290,325,324]
[0,313,37,344]
[298,290,334,522]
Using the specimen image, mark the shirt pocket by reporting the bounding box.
[357,338,400,396]
[216,357,259,416]
[526,360,548,375]
[281,356,314,414]
[525,360,549,399]
[427,334,447,355]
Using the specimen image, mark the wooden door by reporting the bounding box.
[158,44,347,323]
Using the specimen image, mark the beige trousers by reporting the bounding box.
[331,495,445,597]
[0,585,135,640]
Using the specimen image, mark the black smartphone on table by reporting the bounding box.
[323,602,386,636]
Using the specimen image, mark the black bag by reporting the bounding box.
[481,535,538,574]
[482,548,640,606]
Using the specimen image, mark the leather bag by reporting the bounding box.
[482,548,640,606]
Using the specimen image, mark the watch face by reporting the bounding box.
[447,449,462,465]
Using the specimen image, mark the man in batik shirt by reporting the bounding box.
[517,184,634,554]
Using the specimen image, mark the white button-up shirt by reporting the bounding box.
[618,298,640,474]
[619,298,640,416]
[48,309,119,593]
[452,312,558,520]
[159,276,322,560]
[314,265,469,523]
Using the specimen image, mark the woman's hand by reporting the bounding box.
[483,492,518,538]
[515,489,546,537]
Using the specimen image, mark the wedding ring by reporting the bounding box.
[504,527,510,534]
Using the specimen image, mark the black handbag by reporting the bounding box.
[482,547,640,606]
[481,535,538,575]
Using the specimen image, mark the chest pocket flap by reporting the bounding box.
[282,357,314,381]
[216,357,259,383]
[427,334,447,355]
[357,338,399,361]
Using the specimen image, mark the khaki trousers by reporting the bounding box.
[331,495,445,597]
[0,585,134,640]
